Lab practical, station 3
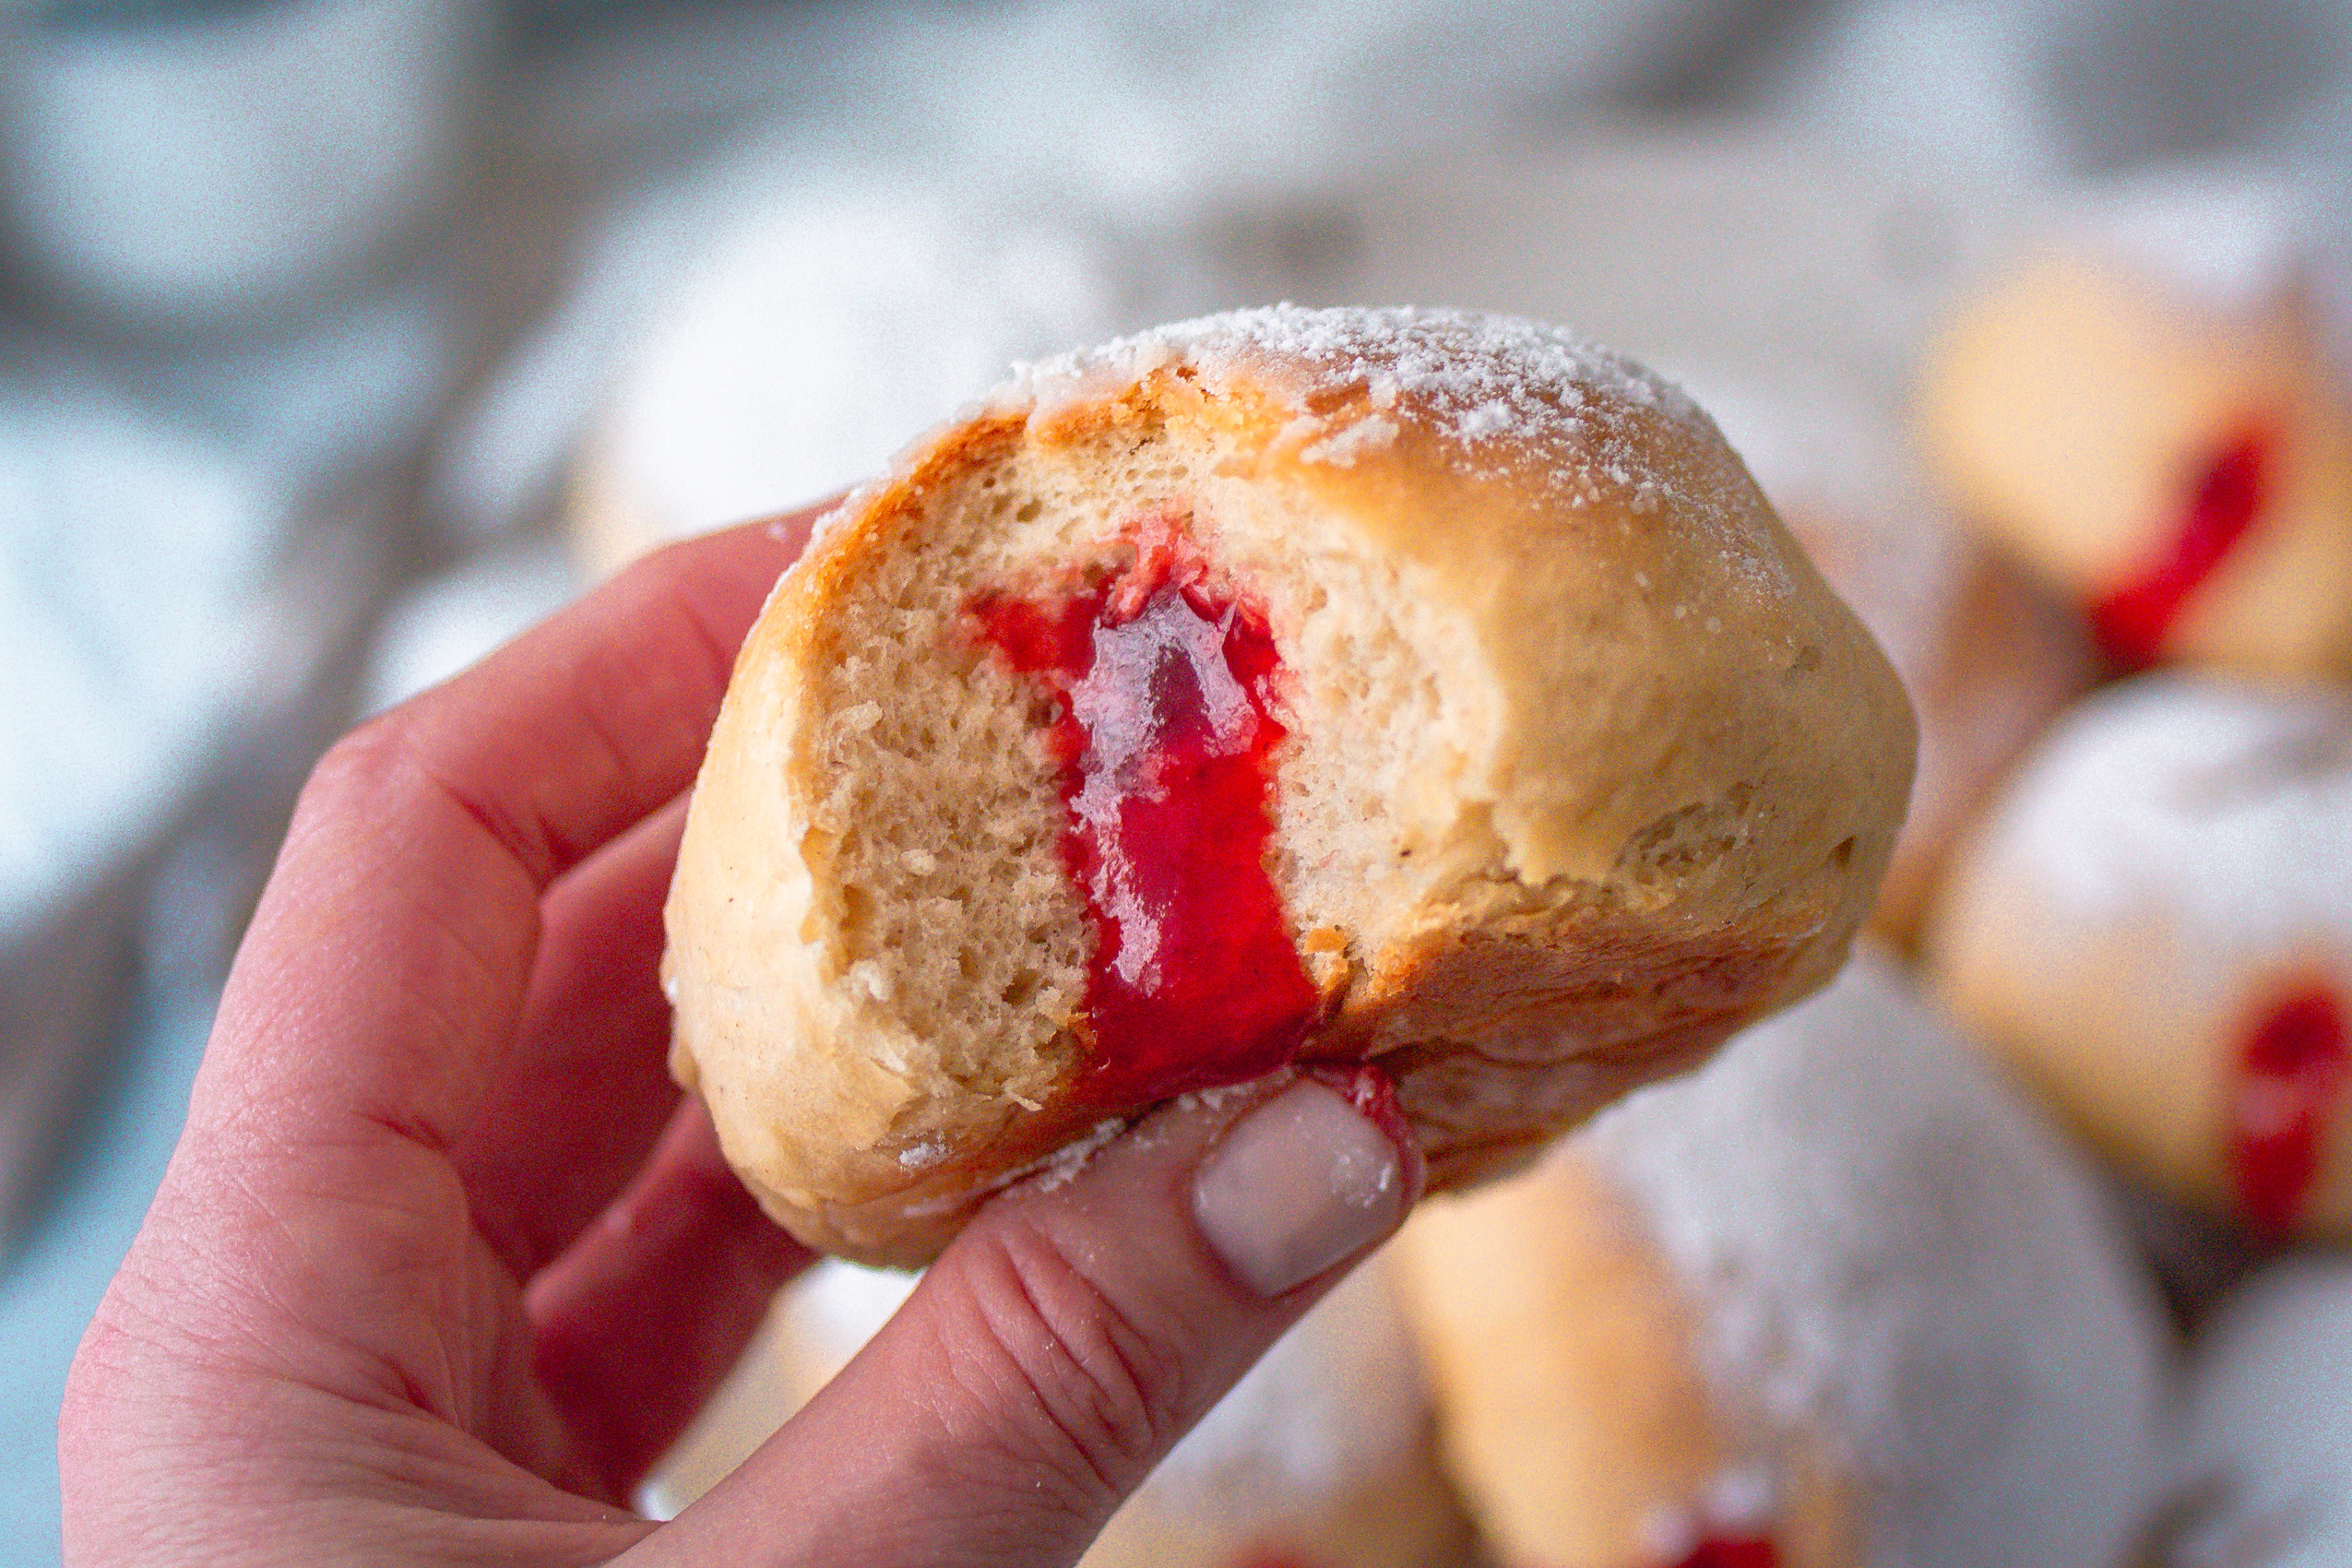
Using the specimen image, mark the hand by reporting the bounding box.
[57,513,1418,1567]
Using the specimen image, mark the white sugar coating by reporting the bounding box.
[1578,954,2165,1568]
[2168,1257,2352,1567]
[2074,167,2317,314]
[1008,303,1684,468]
[980,304,1792,602]
[1673,364,1965,695]
[1962,675,2352,946]
[597,179,1148,552]
[1006,1116,1125,1196]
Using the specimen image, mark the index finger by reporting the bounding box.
[192,509,816,1166]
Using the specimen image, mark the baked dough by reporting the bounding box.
[664,304,1915,1265]
[1391,955,2167,1568]
[1926,675,2352,1240]
[1918,242,2352,678]
[2165,1257,2352,1567]
[1690,372,2095,945]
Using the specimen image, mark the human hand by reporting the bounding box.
[58,513,1418,1566]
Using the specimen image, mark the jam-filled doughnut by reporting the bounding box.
[1690,373,2097,944]
[1926,675,2352,1240]
[1390,956,2167,1568]
[663,304,1916,1266]
[1918,232,2352,678]
[643,1258,1476,1568]
[2161,1257,2352,1567]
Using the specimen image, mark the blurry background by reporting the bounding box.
[2,0,2349,1560]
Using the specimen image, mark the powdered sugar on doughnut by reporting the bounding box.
[1000,305,1795,601]
[1675,365,1966,695]
[1966,675,2352,944]
[2168,1257,2352,1566]
[1577,955,2165,1567]
[2074,170,2315,315]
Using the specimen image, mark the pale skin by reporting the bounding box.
[57,511,1414,1566]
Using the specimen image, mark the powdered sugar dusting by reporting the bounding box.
[1672,363,1966,694]
[2170,1257,2352,1568]
[2077,170,2312,314]
[1015,303,1689,468]
[1636,1467,1776,1564]
[1001,304,1788,597]
[1004,1115,1127,1196]
[1966,675,2352,942]
[1577,955,2164,1566]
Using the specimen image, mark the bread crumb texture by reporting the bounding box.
[666,305,1916,1265]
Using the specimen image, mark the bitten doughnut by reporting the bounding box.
[1391,956,2166,1568]
[643,1259,1476,1568]
[664,304,1916,1266]
[1918,223,2352,678]
[1926,675,2352,1240]
[1689,373,2096,944]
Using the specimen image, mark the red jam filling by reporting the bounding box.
[2088,427,2273,672]
[2227,985,2349,1233]
[1666,1538,1781,1568]
[969,525,1320,1106]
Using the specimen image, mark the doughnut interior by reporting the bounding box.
[664,306,1915,1265]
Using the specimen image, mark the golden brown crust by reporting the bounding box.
[666,306,1915,1265]
[1393,1151,1853,1568]
[1918,252,2352,679]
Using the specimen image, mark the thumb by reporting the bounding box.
[635,1068,1419,1568]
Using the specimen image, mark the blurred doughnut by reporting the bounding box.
[1926,675,2352,1240]
[1392,955,2165,1568]
[1918,185,2352,678]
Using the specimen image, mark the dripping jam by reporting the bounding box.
[2088,426,2273,672]
[968,518,1320,1106]
[2227,984,2349,1233]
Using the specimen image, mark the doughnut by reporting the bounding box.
[1925,675,2352,1240]
[567,181,1150,576]
[1688,372,2096,944]
[642,1258,1475,1568]
[1390,954,2167,1568]
[662,304,1916,1266]
[1917,213,2352,678]
[2162,1256,2352,1566]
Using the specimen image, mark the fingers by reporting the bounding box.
[526,1099,816,1503]
[637,1068,1420,1568]
[193,511,814,1166]
[457,796,691,1285]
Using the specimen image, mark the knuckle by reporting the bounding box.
[937,1218,1197,1506]
[297,717,414,824]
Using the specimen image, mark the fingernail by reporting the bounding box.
[1191,1078,1408,1297]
